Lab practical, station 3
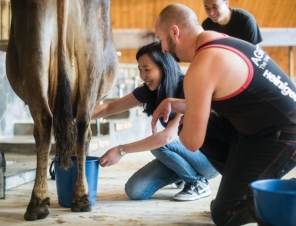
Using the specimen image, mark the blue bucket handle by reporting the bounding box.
[49,155,100,181]
[49,160,55,180]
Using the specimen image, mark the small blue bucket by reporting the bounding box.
[52,156,99,208]
[250,179,296,226]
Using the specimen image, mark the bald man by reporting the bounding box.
[202,0,262,45]
[153,4,296,226]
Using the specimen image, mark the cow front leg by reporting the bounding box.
[24,114,52,221]
[71,123,92,212]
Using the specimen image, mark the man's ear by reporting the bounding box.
[170,25,180,40]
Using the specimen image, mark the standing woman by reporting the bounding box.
[92,42,218,201]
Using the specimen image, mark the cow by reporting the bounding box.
[6,0,118,221]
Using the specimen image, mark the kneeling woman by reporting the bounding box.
[92,42,219,201]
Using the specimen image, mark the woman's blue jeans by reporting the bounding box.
[125,137,219,200]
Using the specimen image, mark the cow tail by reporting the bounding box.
[53,0,76,169]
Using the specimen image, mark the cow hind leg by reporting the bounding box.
[71,194,91,212]
[24,111,52,221]
[24,196,50,221]
[71,120,92,212]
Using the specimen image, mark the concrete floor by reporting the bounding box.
[1,151,295,226]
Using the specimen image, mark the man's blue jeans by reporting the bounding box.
[125,137,219,200]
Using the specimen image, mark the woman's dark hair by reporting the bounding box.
[136,42,184,117]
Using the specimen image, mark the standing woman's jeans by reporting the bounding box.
[125,137,219,200]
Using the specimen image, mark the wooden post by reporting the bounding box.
[0,0,11,40]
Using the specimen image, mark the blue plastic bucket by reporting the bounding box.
[52,156,99,208]
[250,179,296,226]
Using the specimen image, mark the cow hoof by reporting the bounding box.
[24,197,50,221]
[71,194,92,212]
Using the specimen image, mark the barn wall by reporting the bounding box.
[111,0,296,29]
[1,0,295,72]
[0,51,32,136]
[111,0,296,76]
[0,0,295,135]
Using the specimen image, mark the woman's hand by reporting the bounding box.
[99,146,122,167]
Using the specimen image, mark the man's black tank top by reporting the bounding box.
[195,36,296,136]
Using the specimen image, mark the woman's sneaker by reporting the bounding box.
[173,177,211,201]
[170,180,185,189]
[175,180,185,189]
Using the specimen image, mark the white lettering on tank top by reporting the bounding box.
[263,70,296,101]
[250,46,295,101]
[251,46,270,69]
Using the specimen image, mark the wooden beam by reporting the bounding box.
[260,28,296,47]
[1,28,296,51]
[113,28,296,48]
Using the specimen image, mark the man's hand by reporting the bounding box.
[99,147,122,167]
[151,98,172,135]
[151,98,186,135]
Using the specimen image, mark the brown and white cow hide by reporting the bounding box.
[6,0,118,221]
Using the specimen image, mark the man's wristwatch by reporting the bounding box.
[118,144,126,156]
